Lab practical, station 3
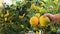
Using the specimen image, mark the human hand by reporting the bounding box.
[43,13,55,24]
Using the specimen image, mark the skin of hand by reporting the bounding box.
[43,13,60,24]
[43,13,55,24]
[54,14,60,21]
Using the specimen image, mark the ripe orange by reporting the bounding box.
[30,16,38,26]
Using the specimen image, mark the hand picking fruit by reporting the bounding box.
[43,13,60,24]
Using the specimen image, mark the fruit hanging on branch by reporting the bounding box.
[39,16,50,27]
[35,13,40,18]
[29,16,38,26]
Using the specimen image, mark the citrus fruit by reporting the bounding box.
[31,4,36,10]
[39,16,50,27]
[30,16,38,26]
[35,13,40,18]
[36,31,39,34]
[4,17,7,21]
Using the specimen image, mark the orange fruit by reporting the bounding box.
[30,16,38,26]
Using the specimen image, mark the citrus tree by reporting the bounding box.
[0,0,60,34]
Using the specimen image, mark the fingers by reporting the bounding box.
[54,14,60,21]
[43,13,52,17]
[42,13,60,24]
[43,13,55,23]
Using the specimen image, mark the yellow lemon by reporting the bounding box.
[36,31,39,34]
[30,16,38,26]
[31,4,36,10]
[39,16,50,27]
[35,13,40,18]
[4,17,7,21]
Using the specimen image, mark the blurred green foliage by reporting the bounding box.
[0,0,60,34]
